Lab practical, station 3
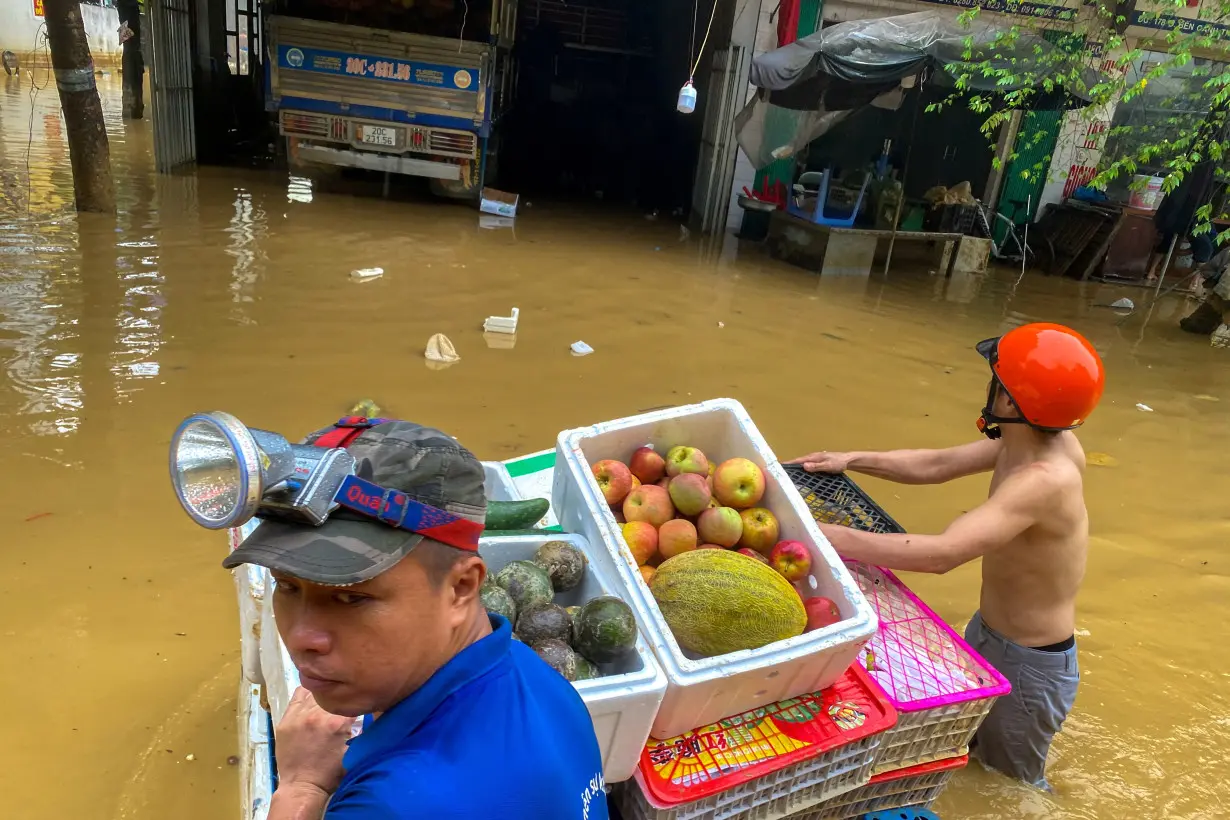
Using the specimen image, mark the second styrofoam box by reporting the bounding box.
[256,536,667,784]
[552,398,878,739]
[481,534,667,783]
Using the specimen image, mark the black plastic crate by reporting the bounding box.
[924,203,986,237]
[782,464,905,534]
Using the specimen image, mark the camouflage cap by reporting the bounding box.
[222,420,487,585]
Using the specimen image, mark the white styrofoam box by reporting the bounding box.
[482,460,521,502]
[480,533,667,783]
[259,582,300,725]
[235,563,266,686]
[552,398,878,739]
[255,533,667,784]
[238,679,273,820]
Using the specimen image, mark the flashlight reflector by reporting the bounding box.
[170,412,263,529]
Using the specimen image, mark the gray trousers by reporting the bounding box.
[963,611,1079,790]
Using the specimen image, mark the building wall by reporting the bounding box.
[0,2,124,68]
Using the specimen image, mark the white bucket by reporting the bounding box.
[1129,175,1165,210]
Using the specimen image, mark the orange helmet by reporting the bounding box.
[976,323,1105,438]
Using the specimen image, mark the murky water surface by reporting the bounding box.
[2,75,1227,820]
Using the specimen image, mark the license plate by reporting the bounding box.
[359,126,398,147]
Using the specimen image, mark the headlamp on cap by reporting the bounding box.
[169,412,483,549]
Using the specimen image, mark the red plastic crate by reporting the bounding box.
[616,665,896,820]
[785,755,968,820]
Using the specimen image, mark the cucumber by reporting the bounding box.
[485,498,550,531]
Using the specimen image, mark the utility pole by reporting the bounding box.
[117,0,144,119]
[43,0,116,213]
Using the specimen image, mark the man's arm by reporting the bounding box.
[818,464,1053,573]
[788,438,1002,485]
[268,688,355,820]
[270,783,332,820]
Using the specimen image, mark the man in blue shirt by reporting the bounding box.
[223,419,609,819]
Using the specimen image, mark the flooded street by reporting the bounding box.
[2,75,1227,820]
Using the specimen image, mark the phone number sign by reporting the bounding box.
[278,45,478,92]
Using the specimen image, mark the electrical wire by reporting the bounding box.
[24,22,51,217]
[689,0,719,81]
[458,0,469,53]
[688,0,698,76]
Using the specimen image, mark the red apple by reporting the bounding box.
[592,459,634,506]
[713,458,766,509]
[623,484,675,528]
[665,445,710,477]
[770,540,812,582]
[804,596,842,631]
[622,521,659,566]
[738,507,780,554]
[697,506,742,548]
[629,446,666,484]
[736,547,771,565]
[659,519,698,559]
[668,472,712,516]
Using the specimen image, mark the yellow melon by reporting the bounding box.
[649,548,807,657]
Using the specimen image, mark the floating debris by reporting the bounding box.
[425,334,460,366]
[570,341,594,357]
[347,398,381,418]
[1136,403,1154,412]
[1086,452,1119,467]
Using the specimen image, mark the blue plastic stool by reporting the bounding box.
[861,808,941,820]
[788,168,871,227]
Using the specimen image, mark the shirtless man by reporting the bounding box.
[789,322,1105,790]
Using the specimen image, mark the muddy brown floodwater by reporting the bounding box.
[2,75,1228,820]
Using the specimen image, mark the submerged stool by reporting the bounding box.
[789,168,871,227]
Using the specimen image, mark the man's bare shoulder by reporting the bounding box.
[993,452,1082,507]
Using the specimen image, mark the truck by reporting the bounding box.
[266,0,516,200]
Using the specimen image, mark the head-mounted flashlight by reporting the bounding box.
[168,412,483,549]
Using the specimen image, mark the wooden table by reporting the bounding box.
[767,210,962,277]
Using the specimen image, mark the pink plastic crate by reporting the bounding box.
[784,755,967,820]
[846,561,1009,773]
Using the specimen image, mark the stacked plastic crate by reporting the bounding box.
[551,400,902,818]
[783,466,1012,818]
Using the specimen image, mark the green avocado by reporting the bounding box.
[493,560,554,612]
[574,596,637,664]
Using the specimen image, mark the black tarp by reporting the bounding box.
[737,11,1106,169]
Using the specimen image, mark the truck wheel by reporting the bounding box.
[430,176,480,201]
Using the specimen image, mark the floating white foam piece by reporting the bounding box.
[1136,403,1153,412]
[425,333,460,365]
[570,340,594,356]
[483,307,519,334]
[350,267,383,281]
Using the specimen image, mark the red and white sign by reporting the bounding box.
[33,0,44,17]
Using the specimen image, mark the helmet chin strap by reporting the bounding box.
[978,377,1027,440]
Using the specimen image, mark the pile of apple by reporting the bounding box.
[591,445,843,633]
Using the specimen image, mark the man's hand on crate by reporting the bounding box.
[785,451,851,473]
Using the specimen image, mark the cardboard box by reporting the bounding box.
[479,187,519,218]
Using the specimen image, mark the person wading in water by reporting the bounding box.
[790,322,1105,791]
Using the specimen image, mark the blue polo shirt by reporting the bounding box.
[324,615,609,820]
